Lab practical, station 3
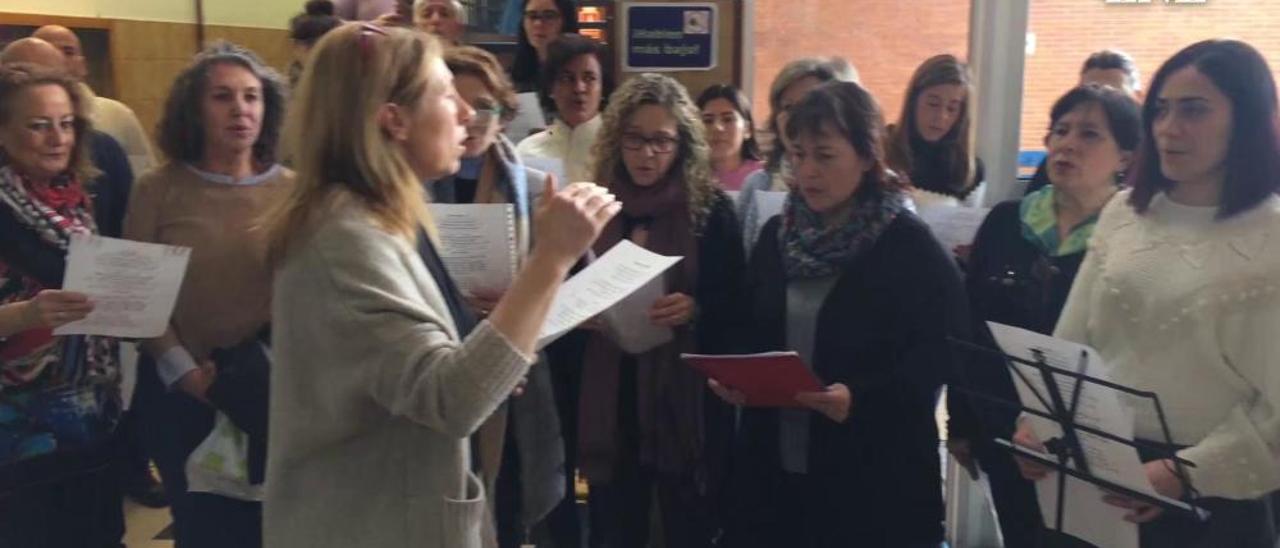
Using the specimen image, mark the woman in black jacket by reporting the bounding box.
[947,83,1141,547]
[577,73,745,548]
[714,80,968,547]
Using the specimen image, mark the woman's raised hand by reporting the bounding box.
[531,176,621,270]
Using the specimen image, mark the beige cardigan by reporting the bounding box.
[265,202,535,548]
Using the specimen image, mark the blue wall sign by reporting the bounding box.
[623,3,718,72]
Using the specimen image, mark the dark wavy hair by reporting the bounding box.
[1127,39,1280,219]
[696,83,761,162]
[785,80,907,200]
[157,41,287,166]
[1046,83,1143,175]
[511,0,579,89]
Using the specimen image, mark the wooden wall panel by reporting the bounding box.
[0,14,290,153]
[110,19,290,147]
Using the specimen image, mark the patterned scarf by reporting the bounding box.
[0,164,118,392]
[1019,186,1100,257]
[782,187,909,280]
[579,174,704,484]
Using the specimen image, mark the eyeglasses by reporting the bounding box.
[621,132,679,154]
[358,22,389,60]
[468,107,503,127]
[524,10,562,23]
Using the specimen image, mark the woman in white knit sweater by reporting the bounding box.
[1014,39,1280,547]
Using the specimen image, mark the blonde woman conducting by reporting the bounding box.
[263,23,619,548]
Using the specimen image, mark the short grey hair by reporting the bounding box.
[764,56,860,171]
[413,0,469,25]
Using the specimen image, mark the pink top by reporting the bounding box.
[715,159,764,191]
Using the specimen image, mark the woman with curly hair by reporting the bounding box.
[124,42,292,548]
[578,73,746,548]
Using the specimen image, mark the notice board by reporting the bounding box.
[616,0,740,100]
[623,2,717,71]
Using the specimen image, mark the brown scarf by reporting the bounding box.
[578,176,705,484]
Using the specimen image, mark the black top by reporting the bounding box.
[908,133,986,200]
[733,211,969,545]
[0,130,132,286]
[689,190,749,355]
[87,130,134,238]
[450,177,479,205]
[416,228,477,339]
[675,190,748,483]
[947,200,1086,442]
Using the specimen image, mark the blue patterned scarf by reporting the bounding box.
[782,188,909,279]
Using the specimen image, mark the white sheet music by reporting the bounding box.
[430,203,519,295]
[55,234,191,338]
[997,440,1138,548]
[537,240,681,349]
[603,275,672,354]
[504,92,547,142]
[917,204,989,253]
[987,322,1194,548]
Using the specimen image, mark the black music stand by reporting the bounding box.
[948,336,1208,544]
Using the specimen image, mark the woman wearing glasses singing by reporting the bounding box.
[577,73,746,548]
[429,45,566,548]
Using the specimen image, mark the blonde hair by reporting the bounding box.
[592,73,716,231]
[0,63,98,182]
[266,23,442,261]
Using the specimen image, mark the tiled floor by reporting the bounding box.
[123,498,173,548]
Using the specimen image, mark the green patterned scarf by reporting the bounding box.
[1019,186,1100,257]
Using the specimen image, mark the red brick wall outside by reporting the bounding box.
[1023,0,1280,151]
[750,0,971,146]
[751,0,1280,155]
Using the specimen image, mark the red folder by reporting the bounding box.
[682,352,824,407]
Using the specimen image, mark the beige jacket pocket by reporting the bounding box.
[441,470,494,548]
